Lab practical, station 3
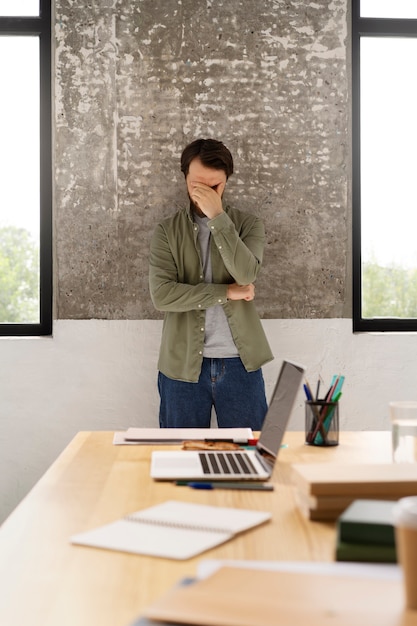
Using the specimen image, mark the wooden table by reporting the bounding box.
[0,431,392,626]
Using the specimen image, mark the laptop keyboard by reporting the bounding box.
[199,451,259,475]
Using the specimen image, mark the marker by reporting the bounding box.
[176,481,274,491]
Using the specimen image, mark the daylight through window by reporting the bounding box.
[352,0,417,331]
[0,1,51,335]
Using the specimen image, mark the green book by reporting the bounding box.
[336,535,397,563]
[337,499,396,546]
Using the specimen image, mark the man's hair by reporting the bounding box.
[180,138,234,179]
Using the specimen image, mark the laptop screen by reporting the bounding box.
[257,361,304,464]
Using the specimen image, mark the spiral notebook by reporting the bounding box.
[71,500,271,560]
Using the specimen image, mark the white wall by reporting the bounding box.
[1,318,417,523]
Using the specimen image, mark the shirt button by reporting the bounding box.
[200,327,204,331]
[218,299,222,303]
[218,245,222,250]
[210,226,215,230]
[198,304,202,308]
[198,351,203,355]
[194,226,198,231]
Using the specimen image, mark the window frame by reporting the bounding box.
[0,0,52,336]
[352,0,417,332]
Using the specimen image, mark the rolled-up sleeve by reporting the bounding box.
[207,212,265,285]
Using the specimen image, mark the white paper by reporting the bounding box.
[122,427,254,443]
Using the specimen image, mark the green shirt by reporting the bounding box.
[149,204,274,382]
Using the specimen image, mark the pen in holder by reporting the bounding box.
[305,400,339,447]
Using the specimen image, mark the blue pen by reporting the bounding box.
[185,482,274,491]
[303,383,313,401]
[305,381,327,443]
[188,482,213,489]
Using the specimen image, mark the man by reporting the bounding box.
[149,138,273,429]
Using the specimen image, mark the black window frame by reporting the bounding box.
[352,0,417,332]
[0,0,52,336]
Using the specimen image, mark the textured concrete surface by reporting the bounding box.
[54,0,349,319]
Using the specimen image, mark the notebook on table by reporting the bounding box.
[150,360,305,481]
[71,500,271,560]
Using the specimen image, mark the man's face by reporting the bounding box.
[185,157,227,216]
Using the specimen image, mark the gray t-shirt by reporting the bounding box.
[194,213,239,358]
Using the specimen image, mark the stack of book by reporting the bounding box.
[335,499,397,562]
[291,462,417,521]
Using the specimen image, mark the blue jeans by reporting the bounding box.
[158,357,267,429]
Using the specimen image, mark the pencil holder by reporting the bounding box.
[305,401,339,446]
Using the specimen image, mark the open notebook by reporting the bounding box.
[70,500,271,560]
[151,360,305,481]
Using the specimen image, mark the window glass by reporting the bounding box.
[0,36,40,324]
[360,37,417,319]
[361,0,417,19]
[0,0,39,16]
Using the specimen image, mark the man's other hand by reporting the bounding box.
[226,283,255,301]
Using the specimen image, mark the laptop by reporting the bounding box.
[150,360,305,481]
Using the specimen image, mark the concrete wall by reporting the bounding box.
[55,0,349,319]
